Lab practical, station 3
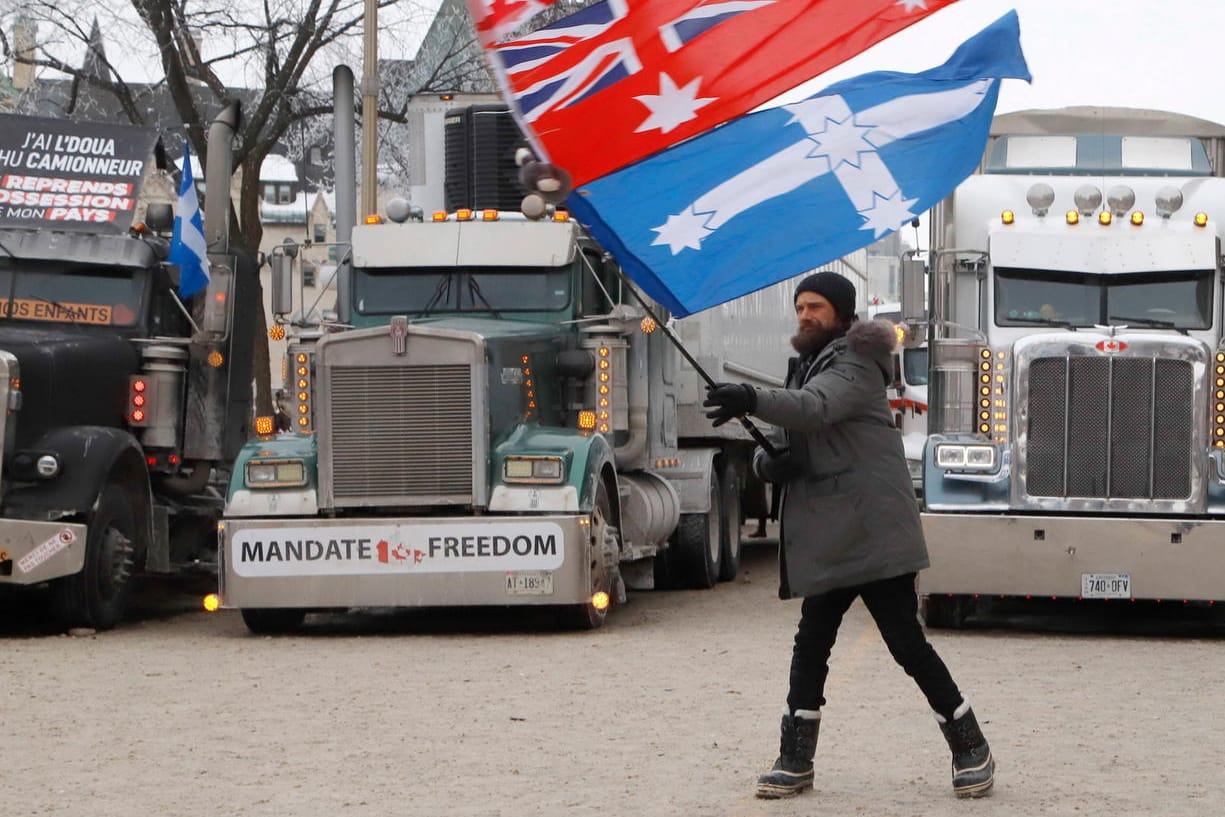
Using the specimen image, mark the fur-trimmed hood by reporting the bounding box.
[846,318,899,358]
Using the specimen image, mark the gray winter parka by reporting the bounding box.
[750,319,928,599]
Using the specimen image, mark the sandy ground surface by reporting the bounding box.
[2,541,1224,817]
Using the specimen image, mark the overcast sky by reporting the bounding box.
[50,0,1225,125]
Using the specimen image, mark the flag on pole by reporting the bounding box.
[169,139,210,298]
[484,0,963,186]
[564,11,1031,317]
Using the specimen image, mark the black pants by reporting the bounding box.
[786,572,963,721]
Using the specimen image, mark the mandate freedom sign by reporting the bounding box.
[0,113,158,232]
[230,522,567,577]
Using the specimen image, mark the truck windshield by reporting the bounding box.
[995,268,1213,330]
[0,260,146,327]
[903,346,929,386]
[353,265,572,315]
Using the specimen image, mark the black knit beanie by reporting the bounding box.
[794,271,856,323]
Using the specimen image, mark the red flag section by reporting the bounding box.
[486,0,961,186]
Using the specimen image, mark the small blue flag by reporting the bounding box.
[169,139,210,298]
[566,10,1031,317]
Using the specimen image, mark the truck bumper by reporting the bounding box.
[219,514,592,609]
[0,520,88,585]
[921,513,1225,601]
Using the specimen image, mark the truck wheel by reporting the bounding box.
[921,594,973,629]
[564,480,618,630]
[50,484,138,631]
[241,608,307,634]
[717,461,742,582]
[672,468,723,590]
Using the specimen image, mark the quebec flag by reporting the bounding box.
[566,11,1031,317]
[169,139,210,298]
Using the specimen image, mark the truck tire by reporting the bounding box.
[50,484,138,631]
[717,461,742,582]
[563,480,617,630]
[241,608,307,634]
[671,469,723,590]
[921,594,973,629]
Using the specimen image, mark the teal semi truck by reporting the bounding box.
[214,73,865,632]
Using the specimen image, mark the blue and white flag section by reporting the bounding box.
[566,11,1031,317]
[169,139,210,298]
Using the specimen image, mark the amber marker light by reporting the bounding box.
[1066,210,1080,225]
[1195,212,1209,227]
[1131,211,1145,225]
[578,410,597,430]
[269,324,286,340]
[203,594,221,613]
[1098,211,1112,225]
[432,211,447,221]
[481,209,499,221]
[1001,209,1015,225]
[207,351,225,368]
[456,208,474,221]
[640,316,657,333]
[591,591,611,611]
[364,214,382,224]
[254,416,275,435]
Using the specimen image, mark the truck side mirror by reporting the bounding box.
[271,253,293,316]
[901,255,926,325]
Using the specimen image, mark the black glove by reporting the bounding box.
[756,447,801,484]
[703,382,757,427]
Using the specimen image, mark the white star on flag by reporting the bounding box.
[858,190,919,237]
[895,0,928,11]
[651,208,713,253]
[804,115,877,170]
[634,72,717,134]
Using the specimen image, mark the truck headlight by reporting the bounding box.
[934,443,997,471]
[245,458,308,488]
[503,455,565,484]
[907,458,923,481]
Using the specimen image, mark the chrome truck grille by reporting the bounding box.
[1018,337,1204,506]
[315,326,487,509]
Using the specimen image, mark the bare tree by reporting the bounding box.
[0,0,490,417]
[0,0,485,248]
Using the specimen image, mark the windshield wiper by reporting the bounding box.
[466,276,501,319]
[1004,315,1077,329]
[1107,314,1176,329]
[419,273,454,317]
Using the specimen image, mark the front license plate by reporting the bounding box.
[1081,572,1131,599]
[506,571,554,596]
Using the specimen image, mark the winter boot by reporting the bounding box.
[936,699,994,798]
[755,709,820,799]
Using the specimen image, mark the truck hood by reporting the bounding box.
[410,315,562,343]
[0,324,139,448]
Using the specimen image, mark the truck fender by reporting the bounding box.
[664,448,721,514]
[4,426,154,560]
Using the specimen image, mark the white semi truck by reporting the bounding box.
[912,106,1225,626]
[216,75,867,632]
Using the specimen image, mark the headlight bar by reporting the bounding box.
[934,443,997,471]
[245,458,308,488]
[503,455,565,484]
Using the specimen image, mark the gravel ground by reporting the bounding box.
[2,542,1223,816]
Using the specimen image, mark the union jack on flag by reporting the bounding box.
[480,0,963,186]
